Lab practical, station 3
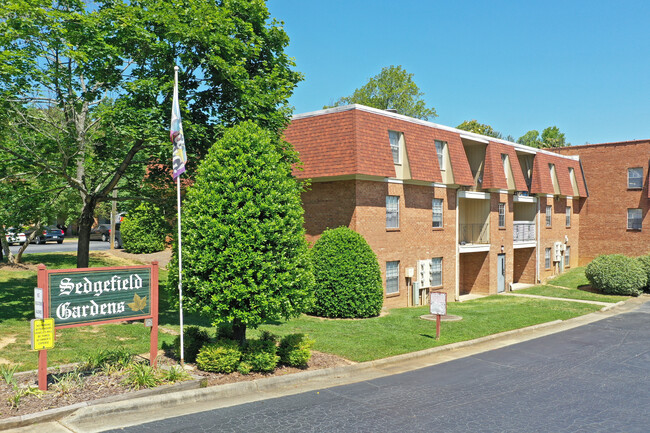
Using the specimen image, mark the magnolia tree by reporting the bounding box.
[0,0,301,267]
[172,122,314,344]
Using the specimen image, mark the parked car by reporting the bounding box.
[5,228,27,246]
[90,223,122,248]
[90,224,111,242]
[26,226,65,244]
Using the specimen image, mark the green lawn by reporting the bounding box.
[0,253,605,369]
[545,266,590,289]
[253,296,600,362]
[515,285,629,304]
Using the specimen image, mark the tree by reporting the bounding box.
[174,121,314,345]
[517,130,542,148]
[324,65,437,120]
[0,0,301,268]
[540,126,569,148]
[457,120,503,139]
[517,127,570,148]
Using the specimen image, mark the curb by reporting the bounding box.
[1,295,646,431]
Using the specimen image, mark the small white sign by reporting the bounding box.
[429,292,447,316]
[34,287,44,319]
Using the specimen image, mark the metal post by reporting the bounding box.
[177,175,185,365]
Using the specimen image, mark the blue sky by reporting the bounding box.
[267,0,649,146]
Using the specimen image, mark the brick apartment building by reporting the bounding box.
[553,140,650,265]
[284,105,587,308]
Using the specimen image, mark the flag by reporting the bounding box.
[170,68,187,179]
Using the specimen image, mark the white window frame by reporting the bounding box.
[386,261,399,294]
[628,208,642,230]
[389,131,401,165]
[432,198,443,228]
[501,154,509,183]
[546,205,552,227]
[435,140,446,171]
[386,195,400,229]
[498,202,506,228]
[430,257,442,287]
[545,248,551,269]
[566,206,571,227]
[564,246,570,267]
[628,167,643,189]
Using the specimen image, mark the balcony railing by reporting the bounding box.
[513,221,536,242]
[459,223,490,245]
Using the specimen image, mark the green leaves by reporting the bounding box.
[174,121,313,336]
[325,65,437,120]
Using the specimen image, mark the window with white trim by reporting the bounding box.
[501,154,509,183]
[435,140,446,171]
[431,257,442,287]
[628,208,642,230]
[389,131,401,165]
[546,205,552,227]
[386,261,399,294]
[566,206,571,227]
[565,246,570,267]
[498,202,506,228]
[386,196,399,228]
[432,198,443,228]
[545,248,551,269]
[628,167,643,189]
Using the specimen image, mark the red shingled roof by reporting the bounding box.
[530,152,587,197]
[481,141,528,191]
[432,129,474,186]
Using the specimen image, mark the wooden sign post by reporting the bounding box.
[35,262,159,390]
[429,291,447,340]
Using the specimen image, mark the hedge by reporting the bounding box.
[585,254,647,296]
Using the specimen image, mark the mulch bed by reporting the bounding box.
[0,351,354,420]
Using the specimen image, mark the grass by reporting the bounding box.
[515,285,630,304]
[0,253,609,369]
[545,266,590,289]
[253,296,601,362]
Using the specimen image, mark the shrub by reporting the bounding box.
[278,333,314,368]
[196,341,242,373]
[636,255,650,292]
[120,203,167,254]
[310,227,384,318]
[585,254,647,296]
[243,339,279,373]
[173,326,211,363]
[123,363,160,389]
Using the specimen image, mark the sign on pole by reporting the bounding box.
[31,318,55,350]
[34,287,44,319]
[429,291,447,340]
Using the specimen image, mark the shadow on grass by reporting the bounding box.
[0,273,36,322]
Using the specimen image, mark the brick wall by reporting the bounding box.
[555,141,650,264]
[302,180,357,244]
[513,248,536,284]
[459,251,490,294]
[538,196,580,281]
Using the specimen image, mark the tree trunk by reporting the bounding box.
[232,318,247,346]
[77,199,96,268]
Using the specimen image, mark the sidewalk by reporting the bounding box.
[4,295,647,433]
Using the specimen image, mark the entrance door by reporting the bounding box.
[497,253,506,293]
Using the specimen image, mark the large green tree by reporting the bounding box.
[517,126,570,148]
[324,65,437,120]
[175,121,313,344]
[0,0,301,267]
[457,120,503,139]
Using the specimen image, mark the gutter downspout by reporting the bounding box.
[455,189,460,301]
[536,198,540,284]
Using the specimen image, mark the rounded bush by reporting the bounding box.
[311,227,384,318]
[278,333,314,368]
[173,326,210,363]
[242,339,279,372]
[636,255,650,292]
[585,254,647,296]
[195,341,241,373]
[120,203,167,254]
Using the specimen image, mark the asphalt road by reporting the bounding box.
[7,238,113,255]
[105,303,650,433]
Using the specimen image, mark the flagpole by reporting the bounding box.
[174,65,185,366]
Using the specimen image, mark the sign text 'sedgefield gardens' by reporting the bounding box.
[49,268,151,326]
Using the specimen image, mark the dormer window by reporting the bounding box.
[435,140,446,170]
[389,131,402,164]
